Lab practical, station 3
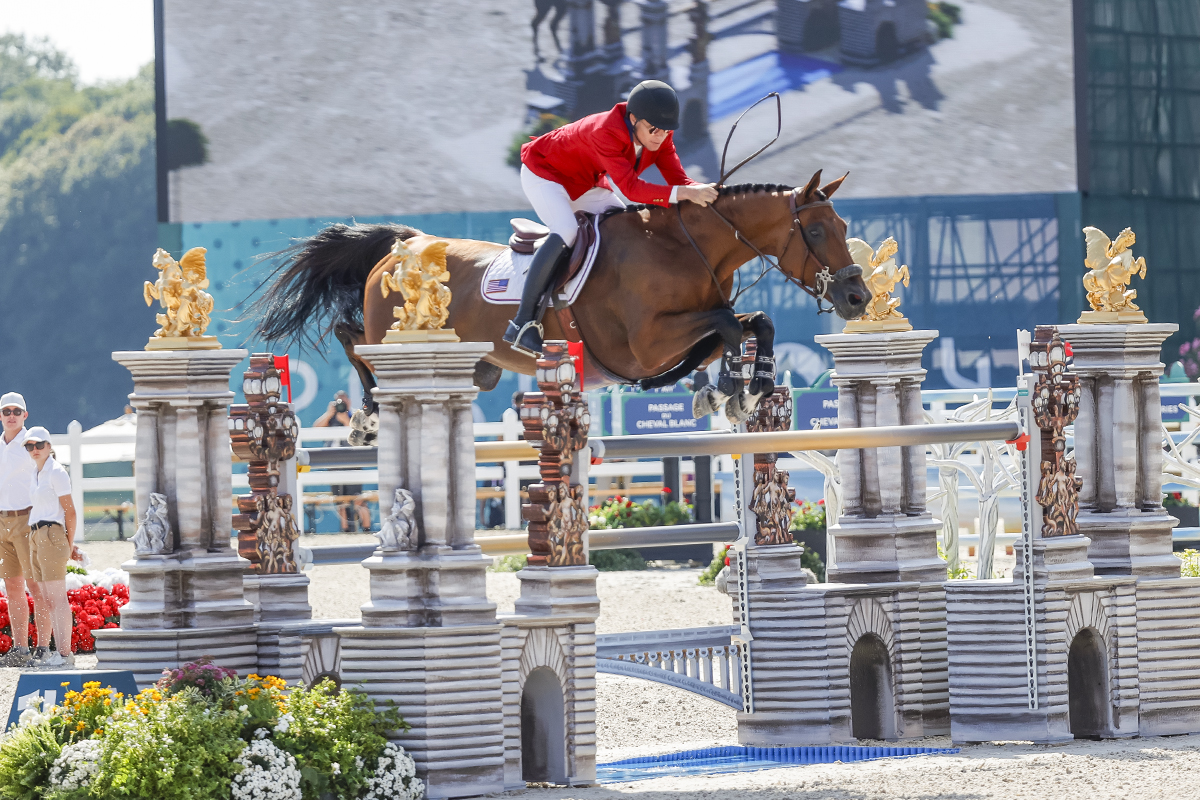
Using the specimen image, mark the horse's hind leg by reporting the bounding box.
[474,359,503,392]
[335,323,379,447]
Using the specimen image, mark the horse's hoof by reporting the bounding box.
[725,391,764,425]
[692,384,727,419]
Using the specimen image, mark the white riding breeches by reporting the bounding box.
[521,165,626,246]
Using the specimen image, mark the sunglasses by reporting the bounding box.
[23,441,48,452]
[1,409,23,417]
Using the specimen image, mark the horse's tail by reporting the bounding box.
[247,222,422,348]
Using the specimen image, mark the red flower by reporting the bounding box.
[1175,492,1184,500]
[724,556,730,566]
[0,634,10,654]
[817,499,825,505]
[662,487,672,494]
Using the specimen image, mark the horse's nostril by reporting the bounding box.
[848,293,863,306]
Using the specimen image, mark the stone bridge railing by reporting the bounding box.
[595,625,742,709]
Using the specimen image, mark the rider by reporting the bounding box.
[503,80,720,357]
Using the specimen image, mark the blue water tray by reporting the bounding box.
[597,744,960,783]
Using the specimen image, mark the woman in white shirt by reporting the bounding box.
[24,426,81,668]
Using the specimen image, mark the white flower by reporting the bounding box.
[362,743,424,800]
[49,739,103,791]
[274,712,293,734]
[331,762,341,775]
[231,739,302,800]
[17,696,48,728]
[239,704,249,713]
[254,728,270,739]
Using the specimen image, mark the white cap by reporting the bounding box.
[0,393,25,411]
[24,426,49,444]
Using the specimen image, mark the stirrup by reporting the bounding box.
[507,320,544,358]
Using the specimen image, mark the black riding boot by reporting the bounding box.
[503,233,569,357]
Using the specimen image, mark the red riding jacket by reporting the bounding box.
[521,102,697,207]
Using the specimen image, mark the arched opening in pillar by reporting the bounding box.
[849,633,896,741]
[803,5,840,51]
[874,22,900,63]
[682,99,706,142]
[521,666,567,783]
[1068,628,1109,739]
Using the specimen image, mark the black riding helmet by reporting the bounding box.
[626,80,679,131]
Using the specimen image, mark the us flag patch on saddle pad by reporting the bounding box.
[480,216,602,306]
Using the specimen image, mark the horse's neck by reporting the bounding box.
[706,193,790,280]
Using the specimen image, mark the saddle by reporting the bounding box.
[508,211,597,288]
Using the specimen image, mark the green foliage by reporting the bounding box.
[488,553,528,572]
[589,494,693,529]
[789,499,826,532]
[165,118,208,170]
[0,720,60,800]
[589,548,647,571]
[1177,549,1200,578]
[64,564,87,576]
[1164,491,1194,508]
[796,542,826,582]
[927,2,962,39]
[938,541,972,579]
[506,113,569,168]
[698,545,730,586]
[0,35,157,430]
[87,692,245,800]
[275,679,408,800]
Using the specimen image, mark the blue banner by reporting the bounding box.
[622,394,710,435]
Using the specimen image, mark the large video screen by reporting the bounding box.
[163,0,1077,223]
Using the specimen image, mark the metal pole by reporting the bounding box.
[663,456,681,498]
[502,408,522,530]
[694,455,714,523]
[68,420,84,530]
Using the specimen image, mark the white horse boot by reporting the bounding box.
[348,408,379,447]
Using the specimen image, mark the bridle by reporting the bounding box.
[677,187,844,314]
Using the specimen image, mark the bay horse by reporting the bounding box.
[249,170,869,430]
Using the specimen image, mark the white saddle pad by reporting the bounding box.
[481,216,602,306]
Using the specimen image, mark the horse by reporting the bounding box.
[532,0,567,62]
[249,170,870,431]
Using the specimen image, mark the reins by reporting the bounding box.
[677,92,839,314]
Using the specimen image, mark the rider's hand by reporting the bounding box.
[679,183,718,207]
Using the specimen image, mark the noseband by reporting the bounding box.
[678,187,845,314]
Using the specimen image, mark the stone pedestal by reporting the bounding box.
[95,349,256,683]
[337,340,505,800]
[245,573,314,675]
[1058,323,1180,578]
[814,330,944,583]
[501,566,600,789]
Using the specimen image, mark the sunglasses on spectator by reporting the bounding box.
[23,441,48,451]
[1,408,23,417]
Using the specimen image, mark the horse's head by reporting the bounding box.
[780,171,871,320]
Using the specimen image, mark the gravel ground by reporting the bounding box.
[10,537,1200,798]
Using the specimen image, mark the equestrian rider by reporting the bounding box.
[504,80,719,357]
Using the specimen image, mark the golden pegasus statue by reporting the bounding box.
[143,246,219,349]
[843,236,911,332]
[379,237,457,342]
[1079,226,1147,323]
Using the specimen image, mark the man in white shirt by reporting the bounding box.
[24,426,80,668]
[0,393,40,667]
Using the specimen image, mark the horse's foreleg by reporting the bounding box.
[739,311,777,396]
[550,2,567,53]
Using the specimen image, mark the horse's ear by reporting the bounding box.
[800,170,823,200]
[820,172,849,199]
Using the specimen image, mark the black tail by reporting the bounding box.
[246,222,421,348]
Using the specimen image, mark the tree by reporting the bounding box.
[0,35,156,430]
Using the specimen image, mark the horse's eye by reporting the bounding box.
[808,226,824,238]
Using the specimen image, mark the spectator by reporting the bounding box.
[23,426,81,668]
[313,391,371,532]
[0,393,39,668]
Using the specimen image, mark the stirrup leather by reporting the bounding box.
[508,319,545,358]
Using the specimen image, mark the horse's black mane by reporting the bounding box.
[609,183,795,216]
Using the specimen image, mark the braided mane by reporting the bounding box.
[609,183,795,217]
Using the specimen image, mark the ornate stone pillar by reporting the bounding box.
[639,0,670,82]
[1057,322,1180,577]
[95,348,257,684]
[338,339,505,799]
[813,330,943,583]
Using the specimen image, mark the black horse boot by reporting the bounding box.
[503,233,569,357]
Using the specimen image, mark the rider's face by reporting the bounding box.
[630,115,669,151]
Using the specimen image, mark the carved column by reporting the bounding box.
[813,330,943,583]
[341,339,505,798]
[639,0,670,82]
[230,354,310,627]
[94,348,257,685]
[1057,322,1180,577]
